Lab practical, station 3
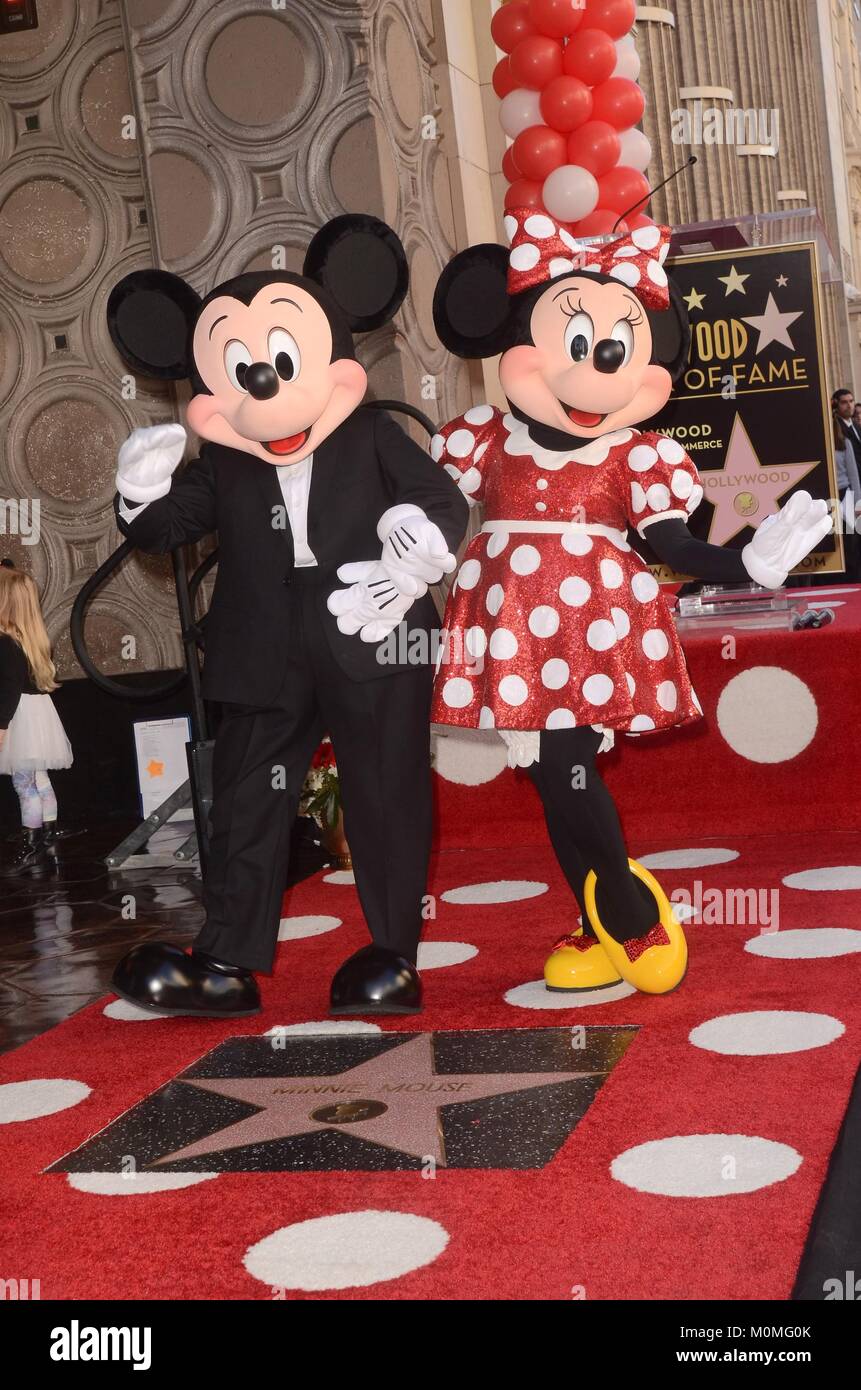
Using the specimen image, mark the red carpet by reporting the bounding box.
[1,831,860,1300]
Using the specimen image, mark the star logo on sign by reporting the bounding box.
[150,1034,599,1169]
[742,292,803,354]
[698,414,818,546]
[718,265,750,296]
[776,274,789,287]
[684,286,707,312]
[146,760,165,778]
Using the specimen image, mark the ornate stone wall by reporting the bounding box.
[0,1,176,679]
[0,0,476,679]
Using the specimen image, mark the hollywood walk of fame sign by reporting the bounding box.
[646,241,843,580]
[47,1028,637,1174]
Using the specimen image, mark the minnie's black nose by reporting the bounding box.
[244,362,279,400]
[594,339,627,374]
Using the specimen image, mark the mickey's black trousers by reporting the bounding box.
[194,577,433,973]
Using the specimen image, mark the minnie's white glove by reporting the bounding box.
[377,505,458,598]
[742,490,833,590]
[116,424,187,503]
[327,561,417,644]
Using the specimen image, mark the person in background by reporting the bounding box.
[0,565,73,875]
[831,390,861,579]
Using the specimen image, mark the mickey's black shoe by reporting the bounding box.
[330,945,422,1016]
[111,942,261,1018]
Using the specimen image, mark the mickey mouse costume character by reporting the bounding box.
[107,216,468,1018]
[430,209,832,995]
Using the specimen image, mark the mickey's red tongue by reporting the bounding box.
[267,430,309,456]
[567,408,605,429]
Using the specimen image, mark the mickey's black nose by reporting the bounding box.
[244,362,279,400]
[593,339,627,374]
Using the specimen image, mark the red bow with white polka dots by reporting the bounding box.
[504,208,672,310]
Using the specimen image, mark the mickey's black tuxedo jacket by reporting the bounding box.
[115,407,469,706]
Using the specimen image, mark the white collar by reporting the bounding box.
[501,414,635,470]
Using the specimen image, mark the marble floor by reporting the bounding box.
[0,816,331,1055]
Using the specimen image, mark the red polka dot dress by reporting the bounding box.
[430,406,705,741]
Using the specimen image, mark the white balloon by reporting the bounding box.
[616,34,637,53]
[500,88,544,140]
[542,164,599,223]
[613,47,641,81]
[617,126,652,172]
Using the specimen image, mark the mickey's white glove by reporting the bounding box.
[742,490,833,590]
[116,424,187,503]
[327,561,417,644]
[377,505,458,598]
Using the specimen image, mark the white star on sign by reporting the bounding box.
[718,265,750,296]
[741,293,803,354]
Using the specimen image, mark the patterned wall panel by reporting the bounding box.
[0,0,181,679]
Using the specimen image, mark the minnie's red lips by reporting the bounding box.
[265,430,310,457]
[566,407,606,428]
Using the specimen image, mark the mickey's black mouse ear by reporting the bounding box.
[107,270,202,380]
[646,276,691,384]
[303,215,408,334]
[433,245,513,359]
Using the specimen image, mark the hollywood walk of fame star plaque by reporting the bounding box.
[47,1027,637,1174]
[646,239,843,580]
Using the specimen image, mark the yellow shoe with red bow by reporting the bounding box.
[543,927,622,992]
[583,859,687,995]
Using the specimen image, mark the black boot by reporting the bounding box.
[111,942,261,1018]
[330,945,422,1017]
[1,827,49,877]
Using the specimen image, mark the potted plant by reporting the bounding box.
[300,737,351,868]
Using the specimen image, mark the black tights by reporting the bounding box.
[527,727,657,944]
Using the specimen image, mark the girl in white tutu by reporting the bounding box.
[0,566,72,875]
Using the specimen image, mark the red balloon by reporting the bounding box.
[513,124,568,180]
[509,34,565,90]
[573,207,626,236]
[528,0,585,39]
[502,146,522,183]
[504,177,545,211]
[567,120,621,176]
[491,2,536,55]
[540,75,592,132]
[584,0,636,39]
[492,57,518,99]
[563,27,617,85]
[591,75,645,129]
[627,212,655,230]
[598,165,650,216]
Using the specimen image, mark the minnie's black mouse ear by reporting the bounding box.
[433,245,513,359]
[303,215,408,334]
[107,270,202,380]
[646,276,691,384]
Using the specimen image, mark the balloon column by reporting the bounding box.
[492,0,652,236]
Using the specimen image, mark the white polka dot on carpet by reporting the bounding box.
[611,1134,802,1196]
[441,880,548,905]
[0,1079,91,1124]
[688,1010,844,1056]
[782,866,861,891]
[278,915,342,940]
[67,1172,218,1195]
[323,870,355,886]
[264,1021,382,1037]
[639,848,739,869]
[416,941,478,970]
[243,1211,449,1291]
[745,927,861,959]
[505,979,636,1009]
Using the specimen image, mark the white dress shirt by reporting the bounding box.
[118,453,319,567]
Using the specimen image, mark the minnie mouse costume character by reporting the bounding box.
[431,209,831,995]
[107,215,468,1018]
